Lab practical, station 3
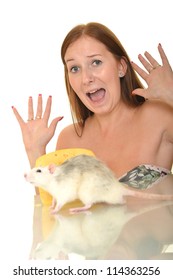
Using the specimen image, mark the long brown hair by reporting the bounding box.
[61,22,145,136]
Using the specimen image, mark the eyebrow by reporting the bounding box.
[65,54,102,64]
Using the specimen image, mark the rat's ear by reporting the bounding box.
[48,163,57,174]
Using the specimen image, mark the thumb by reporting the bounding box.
[11,106,25,127]
[49,116,64,133]
[132,88,146,98]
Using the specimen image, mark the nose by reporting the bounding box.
[82,68,94,85]
[24,173,27,179]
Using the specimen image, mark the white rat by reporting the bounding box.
[24,154,173,213]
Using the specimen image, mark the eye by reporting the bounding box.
[36,169,42,173]
[70,65,80,73]
[92,59,102,66]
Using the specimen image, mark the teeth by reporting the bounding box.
[86,88,105,102]
[87,89,98,95]
[89,89,98,94]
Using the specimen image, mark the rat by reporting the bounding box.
[24,154,173,213]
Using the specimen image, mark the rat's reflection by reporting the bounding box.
[30,199,173,260]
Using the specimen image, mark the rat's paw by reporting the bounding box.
[69,203,92,213]
[50,203,62,214]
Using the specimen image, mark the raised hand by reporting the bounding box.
[12,94,63,167]
[131,44,173,106]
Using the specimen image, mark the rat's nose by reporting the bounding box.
[24,173,27,178]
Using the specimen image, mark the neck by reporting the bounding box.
[92,105,133,136]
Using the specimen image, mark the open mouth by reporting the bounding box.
[86,88,105,103]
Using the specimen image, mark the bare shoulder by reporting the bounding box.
[56,123,79,149]
[140,100,173,141]
[143,99,173,111]
[140,100,173,119]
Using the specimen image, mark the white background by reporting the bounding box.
[0,0,172,263]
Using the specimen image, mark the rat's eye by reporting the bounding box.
[36,169,42,173]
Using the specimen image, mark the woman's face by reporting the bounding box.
[64,35,127,115]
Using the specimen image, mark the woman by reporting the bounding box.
[13,22,173,189]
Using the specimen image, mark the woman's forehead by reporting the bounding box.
[64,36,109,63]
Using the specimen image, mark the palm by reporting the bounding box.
[12,95,63,153]
[132,44,173,103]
[21,118,55,151]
